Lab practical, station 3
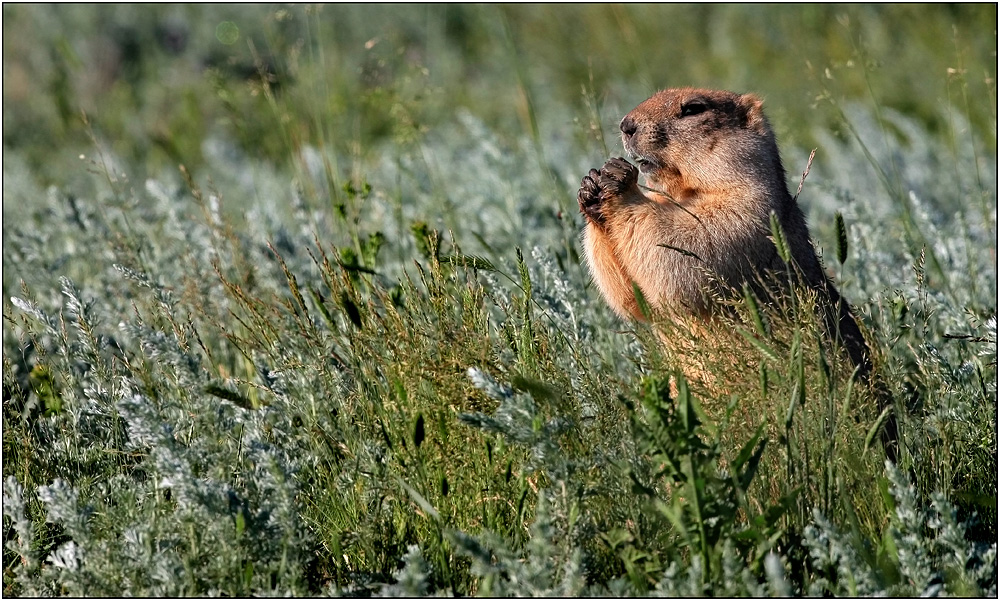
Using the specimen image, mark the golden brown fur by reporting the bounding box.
[579,88,818,318]
[577,87,897,459]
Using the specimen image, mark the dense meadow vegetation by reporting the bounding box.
[3,4,997,596]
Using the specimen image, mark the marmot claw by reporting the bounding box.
[598,157,639,198]
[577,168,605,225]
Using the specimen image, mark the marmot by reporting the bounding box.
[577,87,896,458]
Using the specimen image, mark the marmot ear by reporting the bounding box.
[739,93,768,134]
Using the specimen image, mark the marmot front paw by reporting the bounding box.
[578,158,639,226]
[577,168,605,225]
[598,157,639,198]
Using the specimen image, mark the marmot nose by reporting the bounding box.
[620,115,637,138]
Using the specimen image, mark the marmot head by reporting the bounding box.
[620,87,786,200]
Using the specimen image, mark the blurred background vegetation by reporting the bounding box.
[3,4,996,191]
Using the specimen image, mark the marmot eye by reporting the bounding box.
[680,101,708,117]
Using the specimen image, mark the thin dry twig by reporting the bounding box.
[794,148,817,202]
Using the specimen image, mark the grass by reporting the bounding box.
[3,4,997,596]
